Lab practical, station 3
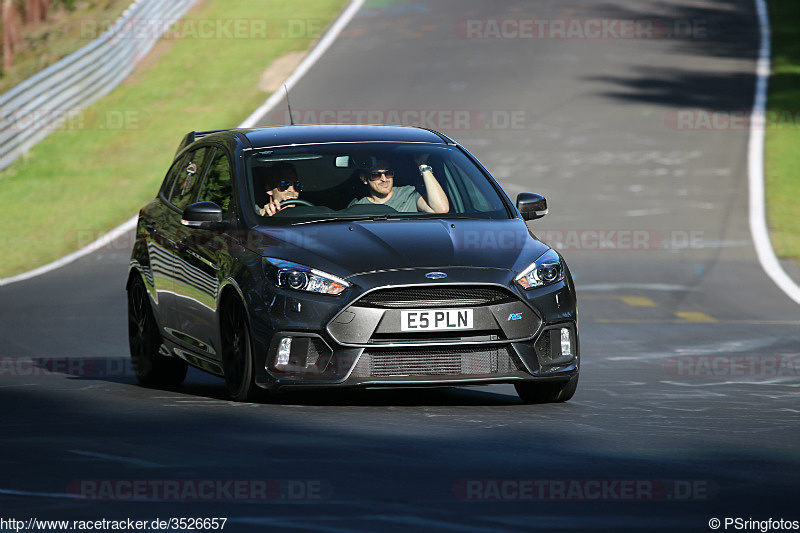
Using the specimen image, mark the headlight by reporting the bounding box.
[514,249,564,290]
[264,258,350,296]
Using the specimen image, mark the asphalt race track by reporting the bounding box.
[2,1,799,531]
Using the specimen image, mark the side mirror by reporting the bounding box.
[181,202,227,229]
[516,193,548,221]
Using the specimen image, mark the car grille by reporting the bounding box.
[350,346,517,378]
[328,284,538,346]
[357,286,513,308]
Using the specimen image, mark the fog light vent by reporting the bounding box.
[277,338,292,366]
[535,326,575,366]
[560,328,572,358]
[269,335,335,378]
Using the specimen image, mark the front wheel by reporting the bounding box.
[221,298,265,402]
[127,277,187,387]
[514,375,578,404]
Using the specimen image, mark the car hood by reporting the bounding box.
[252,218,551,279]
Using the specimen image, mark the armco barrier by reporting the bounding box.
[0,0,197,171]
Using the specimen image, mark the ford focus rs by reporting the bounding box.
[127,125,579,403]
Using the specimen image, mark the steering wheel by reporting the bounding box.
[280,199,315,208]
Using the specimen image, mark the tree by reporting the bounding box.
[2,0,19,72]
[24,0,51,25]
[2,0,52,71]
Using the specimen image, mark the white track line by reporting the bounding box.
[0,216,138,287]
[240,0,365,128]
[0,0,364,288]
[748,0,800,305]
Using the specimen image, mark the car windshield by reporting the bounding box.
[245,142,510,224]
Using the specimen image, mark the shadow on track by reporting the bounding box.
[585,1,759,110]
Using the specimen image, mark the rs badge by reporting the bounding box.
[508,312,522,321]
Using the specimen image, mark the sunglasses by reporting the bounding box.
[275,180,303,192]
[366,169,394,181]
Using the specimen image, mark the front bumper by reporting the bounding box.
[252,275,578,391]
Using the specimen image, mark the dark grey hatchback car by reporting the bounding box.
[127,125,579,403]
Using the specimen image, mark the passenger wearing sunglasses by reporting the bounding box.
[259,162,304,216]
[349,157,449,213]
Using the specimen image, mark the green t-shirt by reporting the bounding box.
[349,185,421,212]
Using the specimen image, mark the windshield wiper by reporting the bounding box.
[291,215,396,225]
[290,214,488,225]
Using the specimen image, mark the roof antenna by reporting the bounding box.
[284,84,295,126]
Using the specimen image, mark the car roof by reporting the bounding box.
[239,124,456,148]
[178,125,457,155]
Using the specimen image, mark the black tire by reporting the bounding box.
[514,375,578,404]
[221,297,265,402]
[127,277,187,387]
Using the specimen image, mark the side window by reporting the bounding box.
[445,160,493,213]
[440,163,465,213]
[168,147,214,211]
[160,155,188,200]
[198,149,233,218]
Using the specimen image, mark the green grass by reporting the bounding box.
[0,0,347,278]
[765,0,800,267]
